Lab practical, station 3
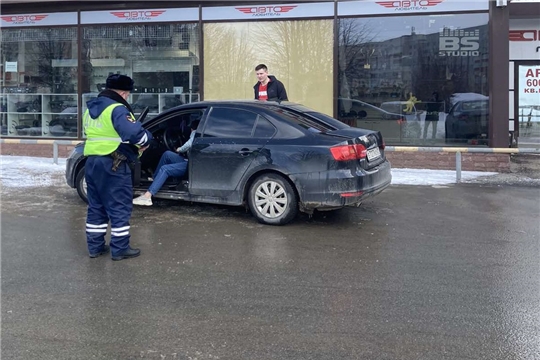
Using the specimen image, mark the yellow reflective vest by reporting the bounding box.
[83,103,130,156]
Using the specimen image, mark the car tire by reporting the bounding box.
[248,173,298,226]
[75,167,88,204]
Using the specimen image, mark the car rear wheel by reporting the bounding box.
[248,174,298,226]
[75,167,88,204]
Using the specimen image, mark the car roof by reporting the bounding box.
[181,99,294,107]
[142,100,323,125]
[156,100,313,117]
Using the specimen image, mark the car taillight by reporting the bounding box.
[397,117,406,124]
[330,144,367,161]
[379,139,385,150]
[458,114,468,121]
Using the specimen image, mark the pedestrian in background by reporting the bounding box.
[423,91,441,140]
[254,64,288,102]
[83,74,152,261]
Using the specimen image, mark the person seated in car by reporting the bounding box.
[133,119,199,206]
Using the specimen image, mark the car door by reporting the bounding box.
[189,106,275,198]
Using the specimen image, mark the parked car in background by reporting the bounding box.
[338,98,420,141]
[445,99,489,144]
[67,100,392,225]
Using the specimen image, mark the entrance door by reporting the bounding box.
[515,63,540,147]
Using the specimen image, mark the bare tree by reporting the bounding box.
[203,23,257,99]
[252,20,334,105]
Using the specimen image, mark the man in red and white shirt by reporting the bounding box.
[254,64,288,102]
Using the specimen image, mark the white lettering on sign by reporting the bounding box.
[439,28,480,57]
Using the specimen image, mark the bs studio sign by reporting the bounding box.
[439,28,480,57]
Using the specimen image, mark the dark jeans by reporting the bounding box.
[148,151,188,195]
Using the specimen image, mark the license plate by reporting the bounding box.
[366,147,381,161]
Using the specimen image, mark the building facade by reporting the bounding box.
[508,10,540,147]
[0,0,536,150]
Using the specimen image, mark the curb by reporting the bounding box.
[385,146,540,154]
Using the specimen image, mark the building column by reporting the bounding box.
[489,0,510,148]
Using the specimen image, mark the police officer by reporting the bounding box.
[84,74,152,261]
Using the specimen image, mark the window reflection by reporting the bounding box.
[338,14,489,146]
[81,23,200,122]
[0,28,78,137]
[204,20,334,116]
[203,107,258,138]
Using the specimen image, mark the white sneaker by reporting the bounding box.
[133,195,153,206]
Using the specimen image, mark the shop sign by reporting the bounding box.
[439,29,480,57]
[235,5,298,17]
[202,2,333,20]
[81,8,198,24]
[0,12,77,27]
[520,67,540,96]
[510,19,540,60]
[518,66,540,127]
[376,0,444,11]
[510,30,540,54]
[110,10,167,21]
[338,0,488,16]
[5,62,18,72]
[509,30,539,42]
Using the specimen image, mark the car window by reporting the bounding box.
[253,116,276,138]
[462,101,488,111]
[274,108,332,133]
[304,111,348,129]
[203,107,257,138]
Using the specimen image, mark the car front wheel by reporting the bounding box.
[75,167,88,204]
[248,173,298,226]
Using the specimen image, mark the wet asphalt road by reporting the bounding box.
[1,183,539,360]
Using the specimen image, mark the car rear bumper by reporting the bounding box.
[292,160,392,212]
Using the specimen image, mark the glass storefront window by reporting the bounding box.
[81,23,200,122]
[517,65,540,147]
[204,20,334,116]
[338,13,489,145]
[0,27,78,137]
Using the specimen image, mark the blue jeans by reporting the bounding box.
[148,151,188,195]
